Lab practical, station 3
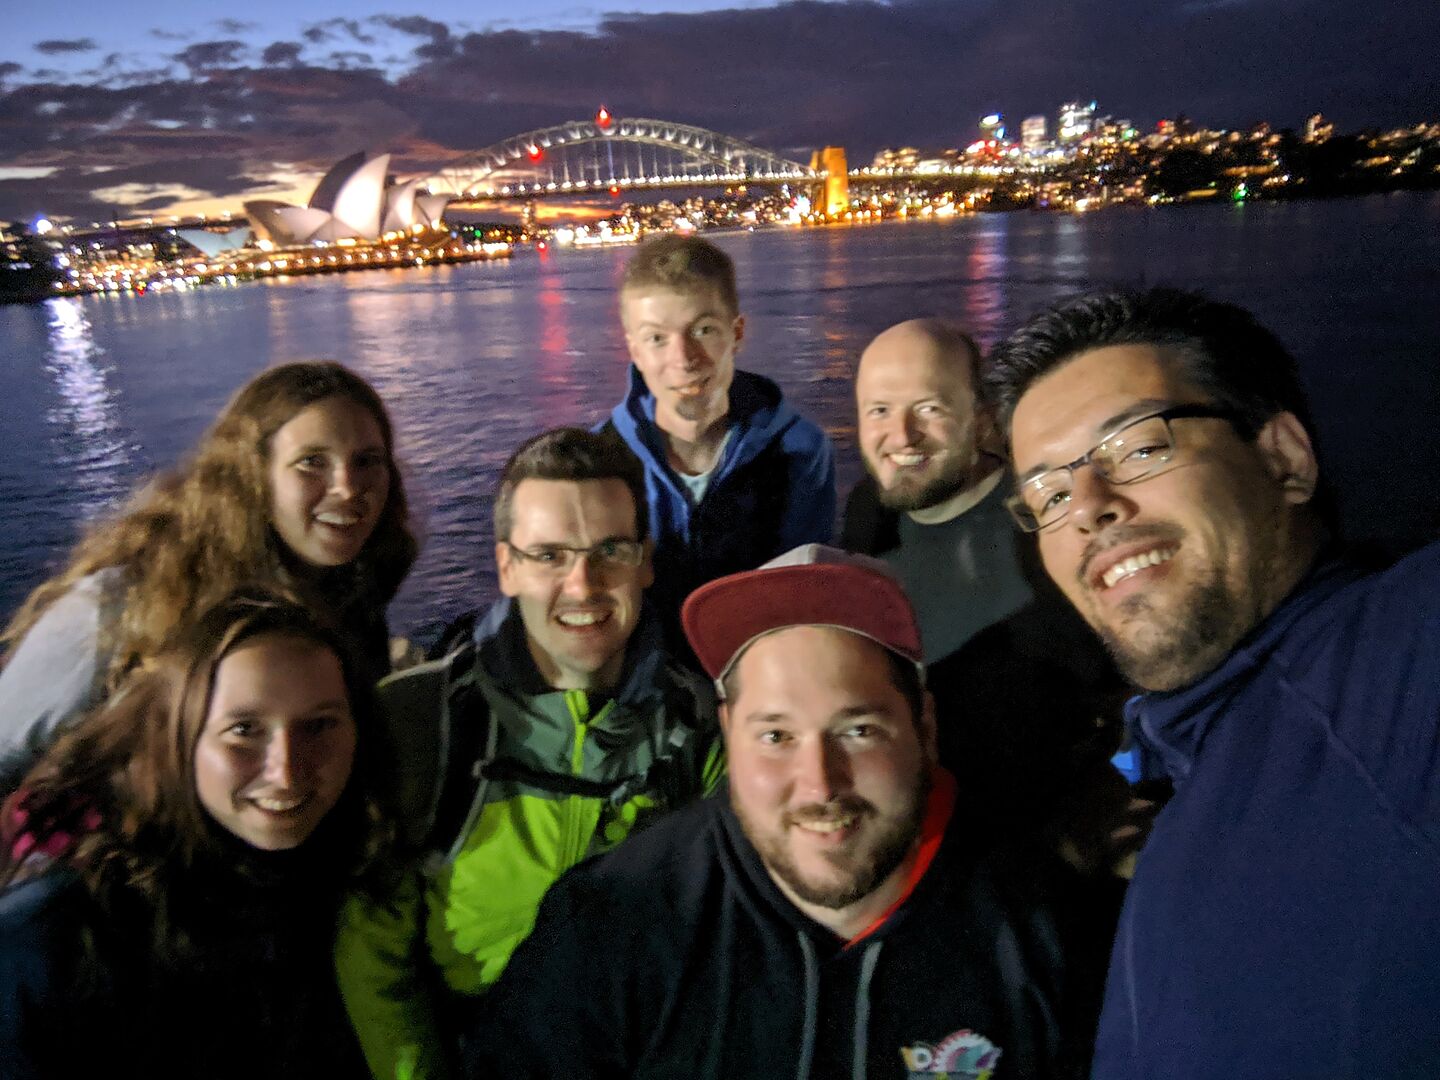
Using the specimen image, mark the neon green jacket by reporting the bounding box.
[335,608,724,1080]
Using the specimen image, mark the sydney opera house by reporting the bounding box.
[242,151,450,247]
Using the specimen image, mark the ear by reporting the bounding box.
[638,538,656,590]
[1255,411,1319,506]
[918,690,939,764]
[972,402,1004,463]
[732,314,746,346]
[495,542,520,598]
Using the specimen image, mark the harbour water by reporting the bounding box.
[2,193,1437,643]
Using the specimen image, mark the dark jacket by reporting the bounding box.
[604,366,836,627]
[0,847,367,1079]
[465,770,1097,1080]
[842,473,1129,839]
[1094,541,1440,1079]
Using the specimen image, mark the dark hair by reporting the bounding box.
[621,234,739,315]
[984,287,1318,442]
[493,427,649,542]
[2,361,418,686]
[1,589,395,950]
[721,637,926,727]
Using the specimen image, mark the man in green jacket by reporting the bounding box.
[336,427,725,1080]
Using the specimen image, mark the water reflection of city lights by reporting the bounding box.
[43,298,131,516]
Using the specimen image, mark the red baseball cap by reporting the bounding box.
[681,544,924,688]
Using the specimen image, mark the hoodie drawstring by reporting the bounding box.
[851,940,883,1080]
[795,931,819,1080]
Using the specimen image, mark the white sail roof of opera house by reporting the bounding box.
[243,151,450,246]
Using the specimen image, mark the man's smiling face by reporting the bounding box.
[620,282,743,433]
[496,477,653,691]
[1009,343,1316,690]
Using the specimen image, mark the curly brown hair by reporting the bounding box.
[1,361,418,688]
[0,591,397,942]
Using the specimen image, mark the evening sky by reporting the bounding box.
[2,0,1435,222]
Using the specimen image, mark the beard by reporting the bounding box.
[1089,526,1281,692]
[873,451,974,513]
[737,770,930,911]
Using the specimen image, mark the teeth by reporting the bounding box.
[675,383,705,398]
[1101,547,1175,589]
[796,815,856,834]
[558,611,607,627]
[315,511,360,526]
[254,796,305,812]
[889,453,925,467]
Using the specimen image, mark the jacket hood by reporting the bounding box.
[470,595,672,708]
[1126,555,1363,783]
[608,366,804,479]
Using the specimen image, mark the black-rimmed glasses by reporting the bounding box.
[503,538,645,575]
[1006,404,1237,532]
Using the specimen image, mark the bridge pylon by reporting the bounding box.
[810,147,851,216]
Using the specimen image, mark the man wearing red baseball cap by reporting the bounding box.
[464,546,1098,1079]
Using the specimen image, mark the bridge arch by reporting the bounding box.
[435,117,819,197]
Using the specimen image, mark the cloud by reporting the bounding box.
[302,19,376,46]
[34,39,98,55]
[262,42,304,66]
[373,15,457,60]
[0,61,23,82]
[173,40,247,72]
[215,19,259,35]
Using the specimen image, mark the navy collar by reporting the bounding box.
[1125,555,1362,783]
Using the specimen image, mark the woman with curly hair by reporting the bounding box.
[0,590,395,1078]
[0,361,418,788]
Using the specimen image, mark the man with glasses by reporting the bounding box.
[336,427,725,1080]
[988,287,1440,1079]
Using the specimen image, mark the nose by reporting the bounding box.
[329,462,358,499]
[793,734,850,804]
[1066,465,1135,535]
[262,729,300,789]
[879,409,920,447]
[560,551,600,596]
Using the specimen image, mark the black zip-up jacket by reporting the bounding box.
[464,782,1095,1079]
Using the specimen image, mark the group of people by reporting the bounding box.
[0,233,1435,1080]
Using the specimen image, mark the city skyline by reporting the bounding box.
[3,0,1436,222]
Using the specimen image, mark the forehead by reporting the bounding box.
[209,634,344,708]
[857,332,970,404]
[619,283,734,329]
[272,396,384,448]
[507,477,638,541]
[1010,344,1193,472]
[729,626,907,718]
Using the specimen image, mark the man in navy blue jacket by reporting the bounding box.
[986,286,1440,1079]
[603,234,835,632]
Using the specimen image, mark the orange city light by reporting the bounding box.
[596,105,612,129]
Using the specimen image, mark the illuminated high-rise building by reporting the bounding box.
[1058,100,1097,143]
[979,113,1005,142]
[1021,115,1047,151]
[1305,113,1334,142]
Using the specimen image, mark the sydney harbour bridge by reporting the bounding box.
[425,108,853,214]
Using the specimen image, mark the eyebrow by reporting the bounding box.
[738,704,891,727]
[1018,397,1175,484]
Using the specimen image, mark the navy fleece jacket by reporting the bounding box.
[1093,541,1440,1079]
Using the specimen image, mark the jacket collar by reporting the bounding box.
[472,596,671,707]
[1125,554,1361,783]
[609,366,795,473]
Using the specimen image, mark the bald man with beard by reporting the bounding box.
[844,319,1143,876]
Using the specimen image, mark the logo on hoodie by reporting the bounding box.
[900,1028,1002,1078]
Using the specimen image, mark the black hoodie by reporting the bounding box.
[465,771,1096,1079]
